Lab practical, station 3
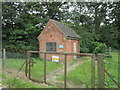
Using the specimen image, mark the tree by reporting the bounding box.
[2,2,119,53]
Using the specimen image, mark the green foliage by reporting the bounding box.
[80,41,107,54]
[90,42,99,50]
[90,42,107,54]
[63,21,108,54]
[99,25,118,49]
[80,40,90,53]
[2,2,118,53]
[2,2,67,53]
[93,43,107,54]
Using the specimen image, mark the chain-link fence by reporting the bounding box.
[2,49,119,88]
[2,49,26,75]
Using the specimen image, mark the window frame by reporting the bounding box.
[46,42,57,51]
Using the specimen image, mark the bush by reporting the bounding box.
[89,42,101,53]
[80,40,107,54]
[80,47,89,53]
[93,43,107,54]
[80,40,90,53]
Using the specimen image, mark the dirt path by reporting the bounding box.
[46,59,90,88]
[46,59,84,81]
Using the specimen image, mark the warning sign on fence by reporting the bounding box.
[52,56,59,62]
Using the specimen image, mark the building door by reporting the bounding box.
[73,42,77,58]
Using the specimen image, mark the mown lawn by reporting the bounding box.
[57,51,118,88]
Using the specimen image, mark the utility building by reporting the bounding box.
[38,19,81,61]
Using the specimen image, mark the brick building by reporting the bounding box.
[38,19,81,61]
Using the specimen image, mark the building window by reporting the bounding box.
[46,42,56,51]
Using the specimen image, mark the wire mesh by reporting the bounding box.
[104,57,118,88]
[29,52,65,87]
[3,51,26,75]
[29,52,44,82]
[3,49,118,88]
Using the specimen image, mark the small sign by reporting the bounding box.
[59,45,64,48]
[52,56,59,62]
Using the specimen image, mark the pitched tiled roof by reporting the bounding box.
[51,19,81,39]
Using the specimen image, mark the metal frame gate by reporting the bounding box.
[25,51,107,88]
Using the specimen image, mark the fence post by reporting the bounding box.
[3,48,6,70]
[26,51,30,78]
[25,52,27,77]
[64,54,67,88]
[118,52,120,88]
[28,51,31,79]
[97,54,105,88]
[44,53,46,84]
[3,48,6,60]
[91,54,95,88]
[109,47,111,56]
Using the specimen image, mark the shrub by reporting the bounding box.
[80,40,107,54]
[89,42,101,53]
[93,43,107,54]
[80,47,89,53]
[80,40,90,53]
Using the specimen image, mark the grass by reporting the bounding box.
[30,59,62,81]
[4,58,62,82]
[57,51,118,88]
[2,51,118,88]
[67,61,91,87]
[4,58,26,72]
[57,58,92,88]
[104,51,118,88]
[1,73,57,88]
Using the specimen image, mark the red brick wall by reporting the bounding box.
[38,20,80,61]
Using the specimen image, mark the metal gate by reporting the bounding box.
[25,51,112,88]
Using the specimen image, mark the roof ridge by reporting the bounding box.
[60,22,79,37]
[51,19,67,37]
[50,19,81,39]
